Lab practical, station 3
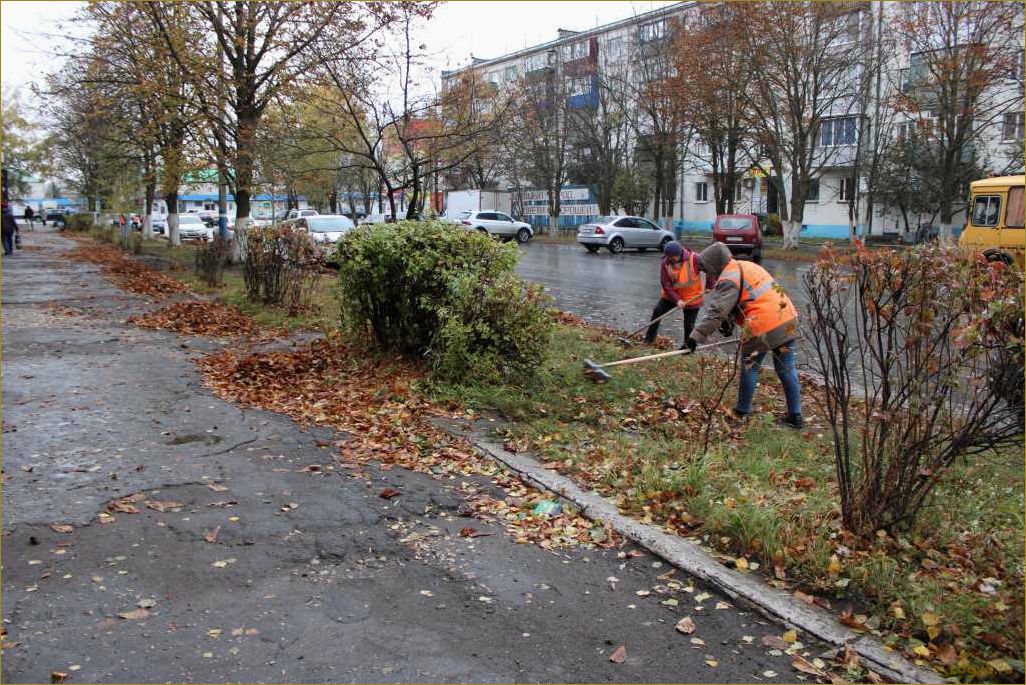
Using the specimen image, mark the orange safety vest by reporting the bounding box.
[665,253,704,306]
[719,259,797,337]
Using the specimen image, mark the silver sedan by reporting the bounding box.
[576,215,675,254]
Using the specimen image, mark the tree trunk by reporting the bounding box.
[782,218,801,249]
[143,181,155,239]
[165,190,180,246]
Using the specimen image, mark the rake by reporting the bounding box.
[583,338,740,383]
[617,292,705,347]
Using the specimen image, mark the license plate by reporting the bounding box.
[726,236,743,242]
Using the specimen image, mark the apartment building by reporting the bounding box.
[441,1,1025,239]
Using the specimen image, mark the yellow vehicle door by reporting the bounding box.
[1001,185,1025,265]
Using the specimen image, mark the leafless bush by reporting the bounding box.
[803,244,1024,538]
[193,237,231,287]
[238,225,322,314]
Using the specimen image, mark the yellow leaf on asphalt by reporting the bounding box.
[705,659,718,667]
[690,637,705,646]
[782,629,797,643]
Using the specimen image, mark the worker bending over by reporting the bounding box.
[687,242,803,429]
[645,240,704,349]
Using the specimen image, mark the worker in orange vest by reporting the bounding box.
[687,242,803,428]
[645,240,704,349]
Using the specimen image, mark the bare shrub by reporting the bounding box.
[194,237,231,288]
[803,244,1024,537]
[238,225,322,313]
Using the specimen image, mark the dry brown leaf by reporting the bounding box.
[117,608,151,620]
[791,654,829,678]
[378,488,401,499]
[206,483,228,492]
[675,616,696,634]
[204,526,221,544]
[49,524,74,533]
[608,644,626,663]
[51,671,69,684]
[761,634,790,650]
[145,500,184,513]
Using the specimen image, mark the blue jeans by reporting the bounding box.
[2,232,13,254]
[735,344,802,416]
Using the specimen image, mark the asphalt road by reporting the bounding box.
[2,228,817,682]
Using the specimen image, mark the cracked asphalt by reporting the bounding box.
[2,228,817,683]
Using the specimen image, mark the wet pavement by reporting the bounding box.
[516,241,817,367]
[2,229,818,682]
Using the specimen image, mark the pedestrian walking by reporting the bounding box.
[644,240,704,349]
[24,205,35,230]
[2,201,18,255]
[686,241,803,429]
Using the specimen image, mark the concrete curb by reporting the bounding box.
[463,435,944,685]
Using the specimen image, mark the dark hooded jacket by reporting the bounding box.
[690,242,798,355]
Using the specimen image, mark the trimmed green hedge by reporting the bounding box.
[335,221,552,384]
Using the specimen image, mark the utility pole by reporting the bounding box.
[216,3,228,239]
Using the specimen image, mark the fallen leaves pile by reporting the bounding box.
[195,335,618,550]
[65,243,187,299]
[128,301,259,337]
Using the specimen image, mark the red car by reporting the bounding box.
[712,213,763,263]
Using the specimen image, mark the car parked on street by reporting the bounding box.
[176,214,210,240]
[359,213,395,225]
[576,215,673,254]
[712,213,763,263]
[285,208,319,220]
[458,210,533,243]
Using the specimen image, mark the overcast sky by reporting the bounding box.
[1,1,678,93]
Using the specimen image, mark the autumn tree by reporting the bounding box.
[672,5,752,215]
[1,87,47,201]
[890,0,1024,243]
[738,1,870,249]
[142,1,397,236]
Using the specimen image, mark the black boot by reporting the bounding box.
[777,413,804,429]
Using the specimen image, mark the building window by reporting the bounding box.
[567,76,592,97]
[502,66,519,83]
[604,38,626,65]
[734,183,744,202]
[839,177,855,203]
[524,52,551,72]
[1002,112,1025,142]
[561,41,588,62]
[694,182,708,203]
[896,121,916,141]
[1010,50,1025,82]
[807,179,820,203]
[639,20,666,43]
[820,117,858,147]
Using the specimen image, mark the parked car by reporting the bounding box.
[712,213,763,263]
[44,209,67,226]
[287,215,355,260]
[458,210,533,243]
[191,210,218,227]
[360,213,395,225]
[576,215,674,254]
[152,215,167,234]
[285,208,319,220]
[176,214,210,240]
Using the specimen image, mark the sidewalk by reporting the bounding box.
[2,228,813,683]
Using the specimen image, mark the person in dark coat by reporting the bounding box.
[2,202,19,255]
[24,205,35,229]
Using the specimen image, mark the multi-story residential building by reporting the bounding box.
[441,1,1024,239]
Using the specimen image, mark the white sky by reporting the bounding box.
[2,1,678,94]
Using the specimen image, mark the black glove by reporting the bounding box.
[685,337,698,353]
[719,319,735,338]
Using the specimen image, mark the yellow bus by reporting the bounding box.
[959,174,1025,266]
